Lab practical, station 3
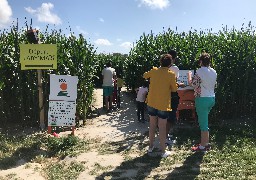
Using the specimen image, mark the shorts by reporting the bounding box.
[147,106,169,119]
[168,92,180,123]
[103,86,114,97]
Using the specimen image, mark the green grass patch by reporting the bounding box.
[0,132,91,170]
[96,121,256,179]
[43,161,85,180]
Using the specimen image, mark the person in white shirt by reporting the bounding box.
[102,61,116,112]
[188,52,217,152]
[136,80,149,123]
[166,49,185,146]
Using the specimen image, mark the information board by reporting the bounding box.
[177,70,194,90]
[48,101,76,126]
[48,75,78,127]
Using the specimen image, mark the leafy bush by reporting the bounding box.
[46,135,79,155]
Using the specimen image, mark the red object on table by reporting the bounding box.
[176,88,196,121]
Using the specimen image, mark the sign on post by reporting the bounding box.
[48,75,78,128]
[20,44,57,70]
[19,43,57,130]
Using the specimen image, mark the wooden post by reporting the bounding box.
[38,69,45,130]
[71,126,75,135]
[48,126,52,134]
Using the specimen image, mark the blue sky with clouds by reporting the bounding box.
[1,0,256,54]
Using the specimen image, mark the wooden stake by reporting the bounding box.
[37,69,45,130]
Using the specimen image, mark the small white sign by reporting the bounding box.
[49,74,78,101]
[48,101,76,126]
[177,70,194,90]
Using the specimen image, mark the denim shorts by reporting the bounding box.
[147,106,169,119]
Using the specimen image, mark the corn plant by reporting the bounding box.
[0,20,98,126]
[125,23,256,119]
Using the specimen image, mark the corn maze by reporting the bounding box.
[0,22,255,126]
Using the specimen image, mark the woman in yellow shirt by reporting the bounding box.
[143,54,177,158]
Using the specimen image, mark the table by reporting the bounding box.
[176,87,196,122]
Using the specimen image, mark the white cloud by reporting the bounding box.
[120,42,133,49]
[0,0,12,28]
[94,39,112,46]
[76,26,88,36]
[139,0,170,10]
[99,18,104,22]
[25,3,62,25]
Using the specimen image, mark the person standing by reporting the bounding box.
[143,54,177,158]
[116,74,124,108]
[166,49,184,145]
[188,52,217,152]
[102,61,116,112]
[135,80,149,123]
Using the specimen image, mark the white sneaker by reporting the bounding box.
[167,134,173,138]
[161,151,171,158]
[165,138,173,146]
[165,136,177,146]
[148,146,155,153]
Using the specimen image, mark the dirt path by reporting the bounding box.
[76,87,151,179]
[0,88,155,179]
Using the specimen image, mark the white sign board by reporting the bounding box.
[177,70,194,90]
[48,101,76,126]
[48,74,78,127]
[49,74,78,101]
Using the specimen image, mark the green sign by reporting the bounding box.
[20,44,57,70]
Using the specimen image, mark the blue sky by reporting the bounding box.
[1,0,256,54]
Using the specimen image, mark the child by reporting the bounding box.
[116,74,124,108]
[135,80,149,123]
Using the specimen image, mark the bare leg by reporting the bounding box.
[105,96,109,110]
[149,115,157,148]
[201,131,209,146]
[166,121,171,138]
[109,95,113,109]
[158,117,167,153]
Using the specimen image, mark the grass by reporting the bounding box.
[96,119,256,179]
[42,161,85,180]
[0,131,91,179]
[89,163,113,176]
[0,119,255,179]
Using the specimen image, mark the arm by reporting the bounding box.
[102,70,104,81]
[113,70,116,80]
[170,73,178,92]
[190,73,201,88]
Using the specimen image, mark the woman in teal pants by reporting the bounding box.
[188,52,217,152]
